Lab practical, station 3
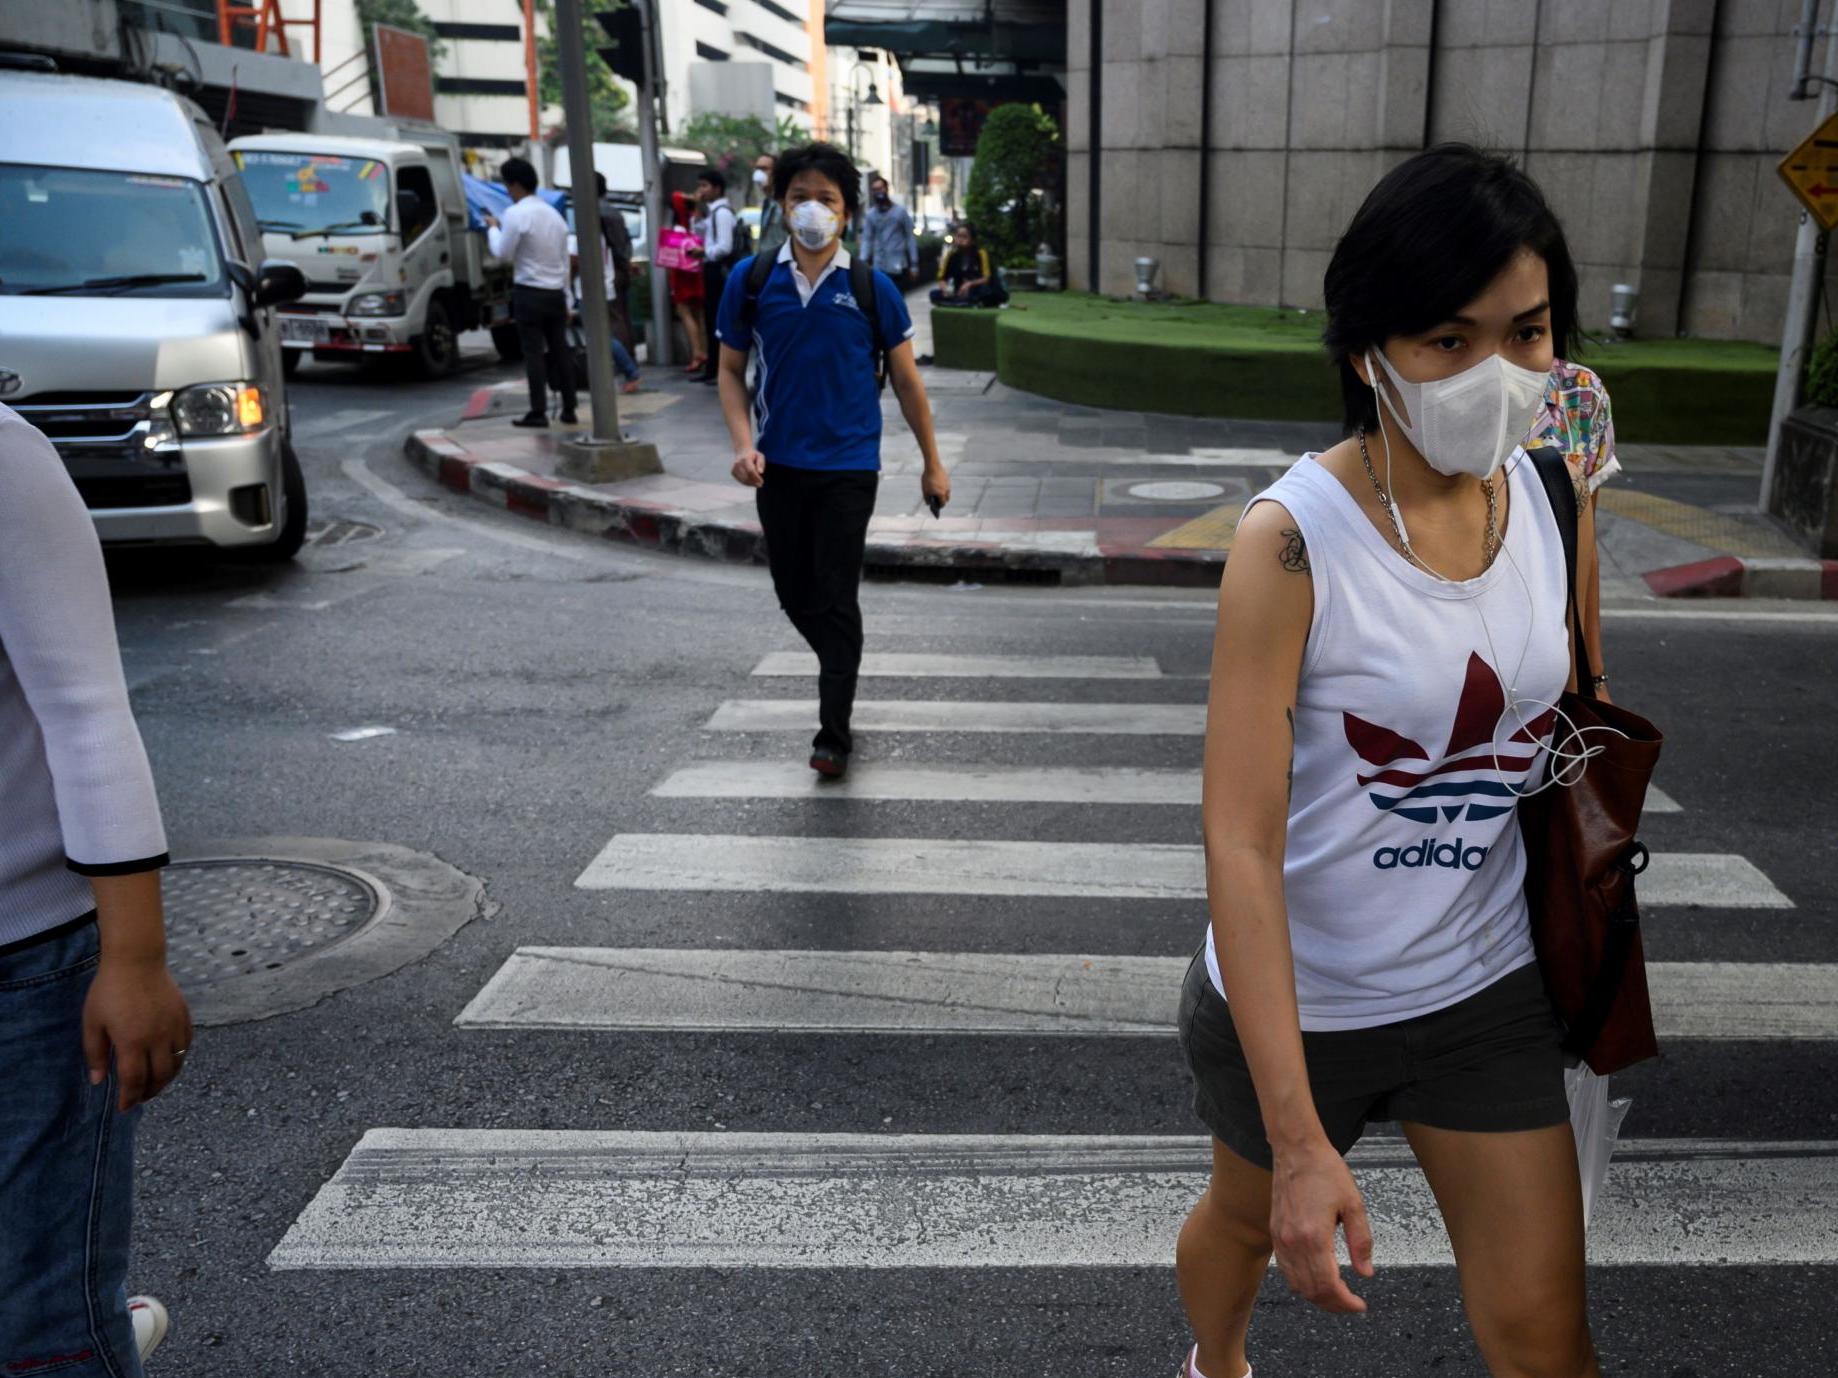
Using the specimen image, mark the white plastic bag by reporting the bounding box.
[1566,1062,1632,1229]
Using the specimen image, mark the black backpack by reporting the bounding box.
[739,250,888,390]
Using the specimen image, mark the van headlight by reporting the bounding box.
[349,290,406,316]
[171,383,266,435]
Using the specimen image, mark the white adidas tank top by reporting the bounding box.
[1203,451,1571,1030]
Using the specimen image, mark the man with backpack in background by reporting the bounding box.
[714,142,949,780]
[691,168,744,384]
[753,152,787,256]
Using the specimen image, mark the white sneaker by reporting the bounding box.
[129,1296,170,1363]
[1177,1349,1252,1378]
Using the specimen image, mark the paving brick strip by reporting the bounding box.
[405,427,1225,588]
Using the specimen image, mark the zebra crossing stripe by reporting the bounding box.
[752,652,1165,679]
[652,762,1684,814]
[706,699,1208,735]
[266,1131,1838,1270]
[455,950,1838,1040]
[575,836,1791,909]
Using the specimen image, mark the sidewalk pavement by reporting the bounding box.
[408,301,1835,596]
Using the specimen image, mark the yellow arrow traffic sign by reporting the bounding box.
[1780,108,1838,232]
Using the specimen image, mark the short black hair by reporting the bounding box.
[594,172,607,197]
[1321,143,1580,435]
[869,172,888,189]
[772,142,861,218]
[500,157,537,194]
[697,166,727,194]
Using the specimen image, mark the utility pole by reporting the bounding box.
[636,0,673,367]
[552,0,660,481]
[1765,1,1838,509]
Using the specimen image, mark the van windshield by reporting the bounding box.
[0,165,225,297]
[232,150,390,237]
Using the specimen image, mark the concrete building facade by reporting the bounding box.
[661,0,825,135]
[1068,0,1820,342]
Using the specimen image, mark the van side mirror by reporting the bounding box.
[253,260,306,308]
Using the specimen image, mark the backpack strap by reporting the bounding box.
[1527,446,1597,695]
[848,257,889,392]
[737,250,776,335]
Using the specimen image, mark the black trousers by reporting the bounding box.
[609,260,636,354]
[755,463,879,754]
[700,258,731,373]
[512,285,575,415]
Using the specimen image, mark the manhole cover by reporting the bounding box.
[307,519,384,547]
[1126,480,1228,501]
[163,859,381,987]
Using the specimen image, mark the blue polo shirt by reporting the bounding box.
[715,244,914,471]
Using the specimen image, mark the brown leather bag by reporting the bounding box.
[1519,450,1664,1075]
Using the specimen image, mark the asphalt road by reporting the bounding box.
[102,345,1838,1376]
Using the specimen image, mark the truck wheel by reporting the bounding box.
[243,437,309,563]
[282,349,302,377]
[491,323,523,362]
[415,298,459,378]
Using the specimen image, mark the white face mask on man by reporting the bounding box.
[752,168,769,188]
[788,200,841,251]
[1367,346,1550,480]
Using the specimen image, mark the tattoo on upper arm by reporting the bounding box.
[1278,528,1310,573]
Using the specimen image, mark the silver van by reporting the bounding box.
[0,72,309,558]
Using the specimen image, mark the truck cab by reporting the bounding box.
[230,131,511,378]
[0,72,309,558]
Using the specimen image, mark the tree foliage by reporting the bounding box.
[673,112,808,182]
[537,0,635,141]
[964,103,1059,268]
[1808,330,1838,408]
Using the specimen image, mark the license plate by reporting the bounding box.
[281,316,327,345]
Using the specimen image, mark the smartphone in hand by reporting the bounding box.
[926,495,944,519]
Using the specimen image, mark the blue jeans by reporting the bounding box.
[0,918,143,1377]
[610,335,640,382]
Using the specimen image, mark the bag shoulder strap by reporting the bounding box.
[849,257,888,391]
[1527,446,1597,693]
[737,250,776,333]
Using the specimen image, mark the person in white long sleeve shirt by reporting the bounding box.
[0,403,191,1371]
[691,166,739,383]
[483,156,576,427]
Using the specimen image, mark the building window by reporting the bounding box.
[696,41,730,61]
[695,0,728,13]
[753,0,801,24]
[431,22,522,41]
[436,78,530,97]
[775,92,809,112]
[735,32,804,70]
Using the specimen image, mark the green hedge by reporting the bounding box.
[932,307,1000,371]
[988,295,1778,445]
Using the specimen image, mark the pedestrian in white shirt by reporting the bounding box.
[691,167,739,384]
[483,157,576,428]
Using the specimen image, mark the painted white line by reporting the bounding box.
[268,1131,1838,1270]
[456,950,1838,1040]
[997,448,1292,469]
[1601,607,1838,627]
[577,836,1790,908]
[652,762,1201,805]
[752,652,1164,679]
[342,457,592,562]
[295,407,393,439]
[658,761,1677,814]
[705,699,1207,735]
[228,593,336,611]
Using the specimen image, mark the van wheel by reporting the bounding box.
[415,298,459,378]
[244,438,309,563]
[491,323,523,362]
[282,349,302,377]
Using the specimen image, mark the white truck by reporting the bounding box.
[228,128,517,377]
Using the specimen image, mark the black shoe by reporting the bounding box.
[559,410,579,425]
[512,412,548,429]
[809,747,849,780]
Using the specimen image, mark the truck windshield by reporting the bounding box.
[232,150,390,237]
[0,165,225,296]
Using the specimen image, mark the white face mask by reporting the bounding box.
[1367,347,1549,480]
[752,168,769,188]
[788,200,840,251]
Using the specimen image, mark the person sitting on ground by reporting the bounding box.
[931,223,1006,308]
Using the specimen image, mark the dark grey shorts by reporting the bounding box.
[1177,953,1569,1171]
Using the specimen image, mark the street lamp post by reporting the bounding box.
[844,61,883,238]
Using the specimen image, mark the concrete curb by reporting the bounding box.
[1643,554,1838,600]
[405,428,1225,588]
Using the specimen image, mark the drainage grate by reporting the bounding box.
[306,519,384,547]
[162,859,381,988]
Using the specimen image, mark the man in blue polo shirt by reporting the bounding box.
[715,141,949,780]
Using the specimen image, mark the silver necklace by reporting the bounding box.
[1356,427,1498,573]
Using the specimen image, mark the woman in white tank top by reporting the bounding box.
[1172,145,1614,1378]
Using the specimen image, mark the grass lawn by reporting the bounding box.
[990,293,1778,445]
